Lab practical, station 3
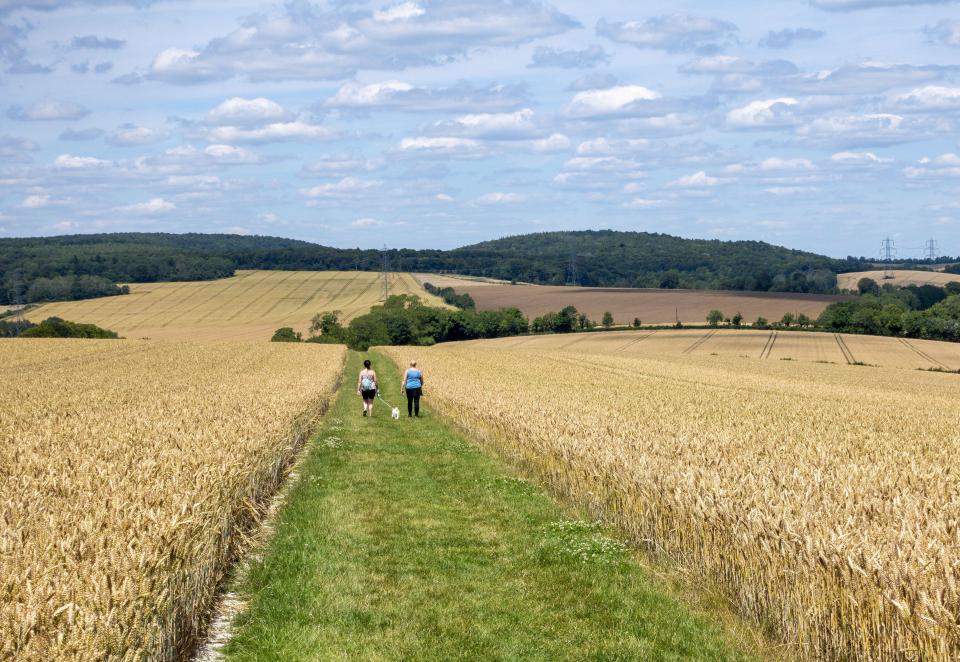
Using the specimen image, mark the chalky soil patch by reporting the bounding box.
[222,351,758,661]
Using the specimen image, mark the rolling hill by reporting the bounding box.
[1,231,872,305]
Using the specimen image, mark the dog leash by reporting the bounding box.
[376,391,397,410]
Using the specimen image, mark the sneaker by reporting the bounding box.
[362,409,367,417]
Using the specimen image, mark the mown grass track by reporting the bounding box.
[222,350,760,662]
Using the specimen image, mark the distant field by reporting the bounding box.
[27,270,444,341]
[838,269,960,290]
[414,275,852,325]
[469,328,960,371]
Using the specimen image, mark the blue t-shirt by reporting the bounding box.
[405,369,422,389]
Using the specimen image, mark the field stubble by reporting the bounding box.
[383,340,960,660]
[0,339,344,660]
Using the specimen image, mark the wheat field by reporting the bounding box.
[468,328,960,371]
[837,270,960,290]
[0,339,344,660]
[383,339,960,660]
[26,270,443,341]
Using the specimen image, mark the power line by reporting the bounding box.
[380,244,390,301]
[880,236,897,262]
[567,238,578,286]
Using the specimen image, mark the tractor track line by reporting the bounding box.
[682,329,717,354]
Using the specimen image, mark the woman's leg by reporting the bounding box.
[406,389,414,416]
[413,391,420,416]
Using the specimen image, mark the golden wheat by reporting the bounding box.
[28,270,444,341]
[383,338,960,660]
[464,328,960,371]
[0,339,344,660]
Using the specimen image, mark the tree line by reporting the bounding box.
[2,230,880,305]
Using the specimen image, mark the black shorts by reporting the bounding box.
[405,387,422,397]
[361,389,377,400]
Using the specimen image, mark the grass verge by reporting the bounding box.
[223,350,759,661]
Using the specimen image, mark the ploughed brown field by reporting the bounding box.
[414,274,853,325]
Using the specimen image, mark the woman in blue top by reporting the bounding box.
[400,360,424,417]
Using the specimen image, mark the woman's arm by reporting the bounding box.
[400,369,407,394]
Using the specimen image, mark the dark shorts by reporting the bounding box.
[405,387,422,397]
[361,389,377,400]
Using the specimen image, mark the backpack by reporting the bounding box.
[361,372,376,391]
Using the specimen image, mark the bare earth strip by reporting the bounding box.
[411,277,853,325]
[838,270,960,289]
[26,270,447,341]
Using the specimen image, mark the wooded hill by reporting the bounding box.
[1,230,873,305]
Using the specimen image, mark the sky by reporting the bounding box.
[1,1,960,257]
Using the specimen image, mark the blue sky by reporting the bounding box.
[1,0,960,256]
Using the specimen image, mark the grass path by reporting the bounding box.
[223,351,758,661]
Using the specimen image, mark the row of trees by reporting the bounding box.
[817,281,960,341]
[421,282,476,310]
[0,316,118,338]
[273,295,529,350]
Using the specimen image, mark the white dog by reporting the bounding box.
[391,407,401,420]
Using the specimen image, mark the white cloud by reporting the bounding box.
[206,97,290,125]
[576,138,651,155]
[925,19,960,47]
[396,136,488,158]
[476,192,524,204]
[812,0,959,10]
[893,86,960,111]
[146,2,576,84]
[530,133,571,153]
[351,217,384,227]
[904,153,960,179]
[202,144,259,163]
[831,151,894,165]
[434,193,454,202]
[596,15,737,53]
[444,108,536,138]
[120,198,176,214]
[8,101,90,121]
[107,125,167,146]
[669,171,724,187]
[302,177,382,198]
[622,197,664,209]
[567,85,661,117]
[759,157,815,171]
[373,2,425,22]
[21,194,51,208]
[327,81,416,107]
[796,112,942,147]
[204,121,336,143]
[53,154,112,169]
[764,186,818,195]
[303,154,383,175]
[725,97,799,128]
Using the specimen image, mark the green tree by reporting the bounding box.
[632,317,642,328]
[271,327,301,342]
[601,311,614,328]
[706,309,724,327]
[858,277,880,296]
[795,313,811,328]
[309,311,343,337]
[780,312,795,327]
[732,312,743,327]
[754,316,769,329]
